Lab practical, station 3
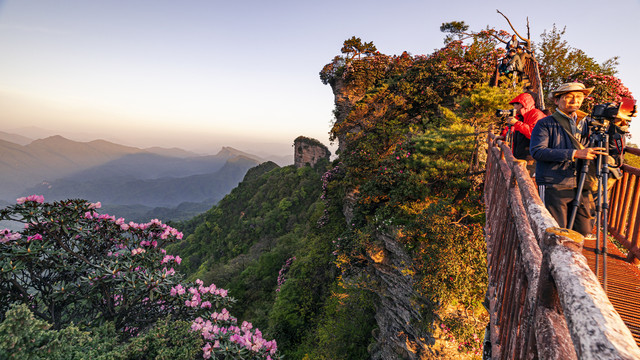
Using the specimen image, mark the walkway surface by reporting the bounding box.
[582,237,640,346]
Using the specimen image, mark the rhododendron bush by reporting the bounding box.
[0,196,279,359]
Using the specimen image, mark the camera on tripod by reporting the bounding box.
[588,98,636,156]
[590,97,637,125]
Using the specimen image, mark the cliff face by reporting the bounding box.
[331,81,433,359]
[329,77,367,153]
[293,136,330,168]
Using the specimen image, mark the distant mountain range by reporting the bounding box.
[0,133,287,222]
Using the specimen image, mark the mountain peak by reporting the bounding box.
[215,146,258,159]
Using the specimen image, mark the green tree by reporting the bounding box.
[535,24,619,97]
[341,36,378,61]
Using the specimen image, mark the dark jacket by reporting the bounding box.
[529,111,589,187]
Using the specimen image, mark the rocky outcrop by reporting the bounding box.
[330,77,367,153]
[342,191,433,359]
[293,136,330,168]
[329,67,434,358]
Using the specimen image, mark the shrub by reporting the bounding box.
[0,196,280,359]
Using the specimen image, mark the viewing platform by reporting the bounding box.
[582,237,640,345]
[484,132,640,359]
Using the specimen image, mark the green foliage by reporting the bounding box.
[440,21,470,43]
[168,160,363,356]
[319,34,493,356]
[458,82,521,127]
[340,36,378,61]
[0,197,280,359]
[171,165,324,276]
[568,70,634,114]
[535,24,619,98]
[299,285,376,360]
[0,304,203,360]
[0,198,217,332]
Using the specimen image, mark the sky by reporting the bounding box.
[0,0,639,157]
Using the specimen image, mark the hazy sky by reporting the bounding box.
[1,0,638,156]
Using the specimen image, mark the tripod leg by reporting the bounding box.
[569,161,590,231]
[595,155,603,281]
[602,137,610,293]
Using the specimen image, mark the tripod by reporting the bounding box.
[568,125,610,293]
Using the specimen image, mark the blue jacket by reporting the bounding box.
[529,111,589,187]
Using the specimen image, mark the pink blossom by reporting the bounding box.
[170,284,185,296]
[27,234,42,242]
[1,229,22,243]
[131,248,146,255]
[88,201,102,209]
[16,195,44,204]
[202,343,212,359]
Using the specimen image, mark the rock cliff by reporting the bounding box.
[293,136,330,168]
[330,78,433,359]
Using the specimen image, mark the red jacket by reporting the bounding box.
[501,93,546,160]
[507,93,545,139]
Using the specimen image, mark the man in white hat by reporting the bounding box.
[529,82,606,236]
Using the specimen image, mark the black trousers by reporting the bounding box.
[538,184,594,236]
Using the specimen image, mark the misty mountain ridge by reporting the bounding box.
[0,134,290,224]
[0,134,283,201]
[0,130,33,146]
[25,155,259,208]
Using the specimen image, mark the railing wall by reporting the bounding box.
[609,147,640,264]
[484,131,640,359]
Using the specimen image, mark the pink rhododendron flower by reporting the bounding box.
[16,195,44,204]
[202,342,212,359]
[131,248,145,255]
[27,234,42,242]
[1,229,22,243]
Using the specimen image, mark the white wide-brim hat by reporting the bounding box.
[548,82,594,100]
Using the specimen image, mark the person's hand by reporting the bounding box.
[574,147,607,160]
[506,117,518,126]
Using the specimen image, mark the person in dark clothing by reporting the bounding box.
[530,82,606,236]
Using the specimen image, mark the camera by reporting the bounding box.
[591,103,620,121]
[591,98,637,123]
[588,101,635,156]
[495,109,516,117]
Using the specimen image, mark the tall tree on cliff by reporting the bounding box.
[341,36,378,60]
[534,24,619,97]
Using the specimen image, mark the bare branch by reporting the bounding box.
[496,9,532,49]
